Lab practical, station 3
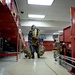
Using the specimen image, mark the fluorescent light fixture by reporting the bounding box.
[53,33,60,35]
[28,0,54,6]
[28,14,45,18]
[58,30,63,33]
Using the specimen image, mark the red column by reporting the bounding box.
[71,7,75,58]
[70,7,75,73]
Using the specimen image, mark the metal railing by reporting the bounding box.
[58,54,75,68]
[60,59,75,68]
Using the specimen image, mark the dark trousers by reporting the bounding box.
[30,45,40,58]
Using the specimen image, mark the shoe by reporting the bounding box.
[32,57,34,59]
[38,56,40,58]
[32,56,34,59]
[29,57,31,59]
[25,55,27,58]
[37,54,40,58]
[38,57,40,58]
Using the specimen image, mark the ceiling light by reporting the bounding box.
[28,14,45,18]
[53,33,60,35]
[58,30,63,33]
[28,0,54,6]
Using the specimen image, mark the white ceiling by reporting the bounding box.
[16,0,75,35]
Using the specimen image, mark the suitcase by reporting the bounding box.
[24,46,32,58]
[39,45,45,56]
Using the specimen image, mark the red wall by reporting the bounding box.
[59,34,63,42]
[63,26,71,42]
[43,41,54,51]
[25,41,54,51]
[66,43,72,50]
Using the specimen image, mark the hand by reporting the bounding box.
[28,42,31,46]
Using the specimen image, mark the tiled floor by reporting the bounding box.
[0,51,71,75]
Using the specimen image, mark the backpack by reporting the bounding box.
[32,28,40,39]
[31,28,40,46]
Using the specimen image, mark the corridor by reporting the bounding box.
[0,51,71,75]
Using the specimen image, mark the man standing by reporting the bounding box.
[28,25,40,59]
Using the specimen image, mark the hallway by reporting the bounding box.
[0,51,71,75]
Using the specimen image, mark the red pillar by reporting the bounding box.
[70,7,75,73]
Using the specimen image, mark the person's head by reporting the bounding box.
[31,25,36,30]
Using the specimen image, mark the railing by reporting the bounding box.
[0,0,19,61]
[60,59,75,68]
[58,54,75,68]
[0,0,19,22]
[0,0,25,52]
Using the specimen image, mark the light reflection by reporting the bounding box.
[0,68,4,75]
[33,60,36,72]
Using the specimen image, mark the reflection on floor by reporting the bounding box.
[0,51,71,75]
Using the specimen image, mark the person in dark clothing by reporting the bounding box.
[28,25,40,59]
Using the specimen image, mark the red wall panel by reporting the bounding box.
[25,41,54,51]
[66,43,72,50]
[71,7,75,58]
[59,34,63,42]
[63,26,71,42]
[43,41,54,51]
